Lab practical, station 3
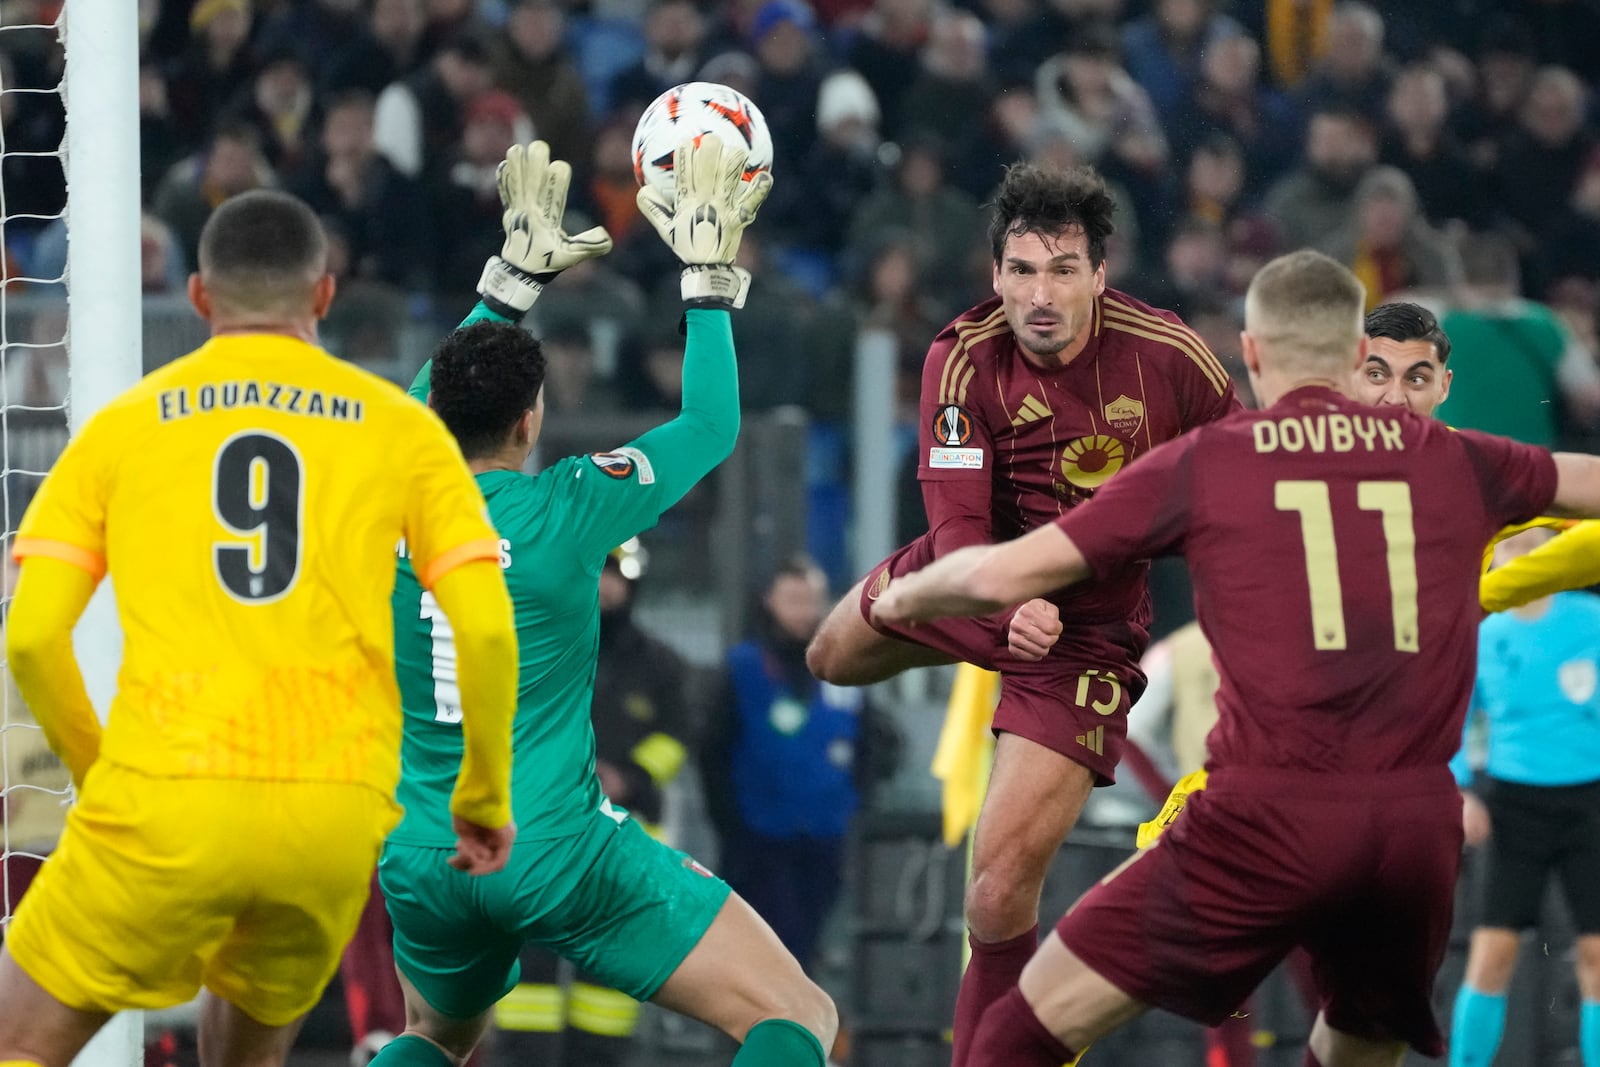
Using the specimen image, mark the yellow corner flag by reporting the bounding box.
[931,663,1000,848]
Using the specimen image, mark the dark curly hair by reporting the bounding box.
[428,321,546,460]
[987,163,1117,268]
[1364,301,1452,365]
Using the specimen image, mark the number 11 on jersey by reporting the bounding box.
[1276,479,1420,653]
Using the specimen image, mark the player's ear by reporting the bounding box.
[1438,367,1453,406]
[991,261,1002,297]
[311,273,337,320]
[1239,330,1261,375]
[187,273,211,321]
[1092,260,1106,297]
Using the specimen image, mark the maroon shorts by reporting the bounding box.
[1058,766,1460,1057]
[860,536,1147,785]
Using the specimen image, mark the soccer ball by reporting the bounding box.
[631,82,774,198]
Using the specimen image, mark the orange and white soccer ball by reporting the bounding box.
[631,81,774,198]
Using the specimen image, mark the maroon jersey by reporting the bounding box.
[1059,385,1559,774]
[919,290,1239,626]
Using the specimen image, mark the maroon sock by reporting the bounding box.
[951,925,1039,1067]
[967,986,1077,1067]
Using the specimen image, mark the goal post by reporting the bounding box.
[0,0,143,1062]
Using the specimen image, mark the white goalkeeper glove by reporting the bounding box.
[635,133,774,310]
[476,140,614,320]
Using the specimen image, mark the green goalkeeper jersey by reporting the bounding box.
[389,306,740,845]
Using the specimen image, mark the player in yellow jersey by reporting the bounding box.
[0,191,520,1067]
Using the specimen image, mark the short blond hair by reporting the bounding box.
[1244,250,1366,374]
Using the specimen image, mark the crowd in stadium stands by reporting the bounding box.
[2,0,1598,445]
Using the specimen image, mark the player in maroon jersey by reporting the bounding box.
[806,163,1239,1060]
[870,249,1600,1067]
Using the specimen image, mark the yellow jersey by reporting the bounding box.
[13,334,499,793]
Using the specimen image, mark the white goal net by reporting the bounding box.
[1,1,143,1062]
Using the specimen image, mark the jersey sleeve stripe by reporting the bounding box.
[12,537,107,580]
[956,363,977,405]
[940,352,970,406]
[1102,300,1231,391]
[1102,314,1229,396]
[416,538,501,589]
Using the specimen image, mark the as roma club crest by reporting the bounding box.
[933,404,973,447]
[1104,394,1145,437]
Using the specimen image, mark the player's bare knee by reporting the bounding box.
[775,977,838,1051]
[964,870,1041,942]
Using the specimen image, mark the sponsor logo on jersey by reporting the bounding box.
[589,452,637,479]
[1011,393,1052,427]
[867,567,891,600]
[1075,725,1104,756]
[1104,394,1145,436]
[933,404,974,446]
[1060,435,1126,490]
[929,447,984,470]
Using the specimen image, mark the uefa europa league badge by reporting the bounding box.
[935,404,973,446]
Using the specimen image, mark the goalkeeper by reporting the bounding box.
[372,136,837,1067]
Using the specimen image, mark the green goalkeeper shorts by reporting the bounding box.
[379,811,731,1019]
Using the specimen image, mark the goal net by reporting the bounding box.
[2,1,144,1062]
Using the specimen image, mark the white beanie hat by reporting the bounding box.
[816,69,880,132]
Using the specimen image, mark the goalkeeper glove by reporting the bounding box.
[476,140,614,320]
[635,133,774,310]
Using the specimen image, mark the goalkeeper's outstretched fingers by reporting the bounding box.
[635,132,774,309]
[477,139,613,319]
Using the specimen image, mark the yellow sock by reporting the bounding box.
[1,1059,48,1066]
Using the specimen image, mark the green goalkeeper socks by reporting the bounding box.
[367,1033,454,1067]
[732,1019,827,1066]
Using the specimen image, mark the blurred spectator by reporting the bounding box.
[607,0,709,117]
[318,218,411,375]
[1295,0,1394,116]
[1456,18,1539,169]
[1164,31,1300,194]
[288,90,433,289]
[152,123,276,271]
[416,0,487,61]
[771,69,883,255]
[539,316,619,413]
[1320,165,1460,310]
[254,0,366,91]
[1033,19,1168,184]
[0,46,65,259]
[1535,149,1600,297]
[748,0,826,188]
[225,47,319,174]
[696,49,761,101]
[373,29,494,179]
[575,117,676,291]
[140,59,184,206]
[493,0,592,173]
[1256,0,1334,91]
[1380,61,1486,228]
[950,80,1039,202]
[901,9,993,146]
[701,555,868,973]
[843,0,935,140]
[530,251,648,387]
[1119,0,1244,119]
[423,89,534,296]
[1263,103,1379,251]
[1434,231,1600,447]
[325,0,428,95]
[808,230,961,426]
[1129,217,1230,321]
[618,320,689,411]
[988,0,1125,89]
[1024,117,1143,279]
[164,0,257,148]
[1520,0,1600,84]
[1491,65,1595,248]
[846,135,983,314]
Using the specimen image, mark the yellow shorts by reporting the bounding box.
[6,761,400,1026]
